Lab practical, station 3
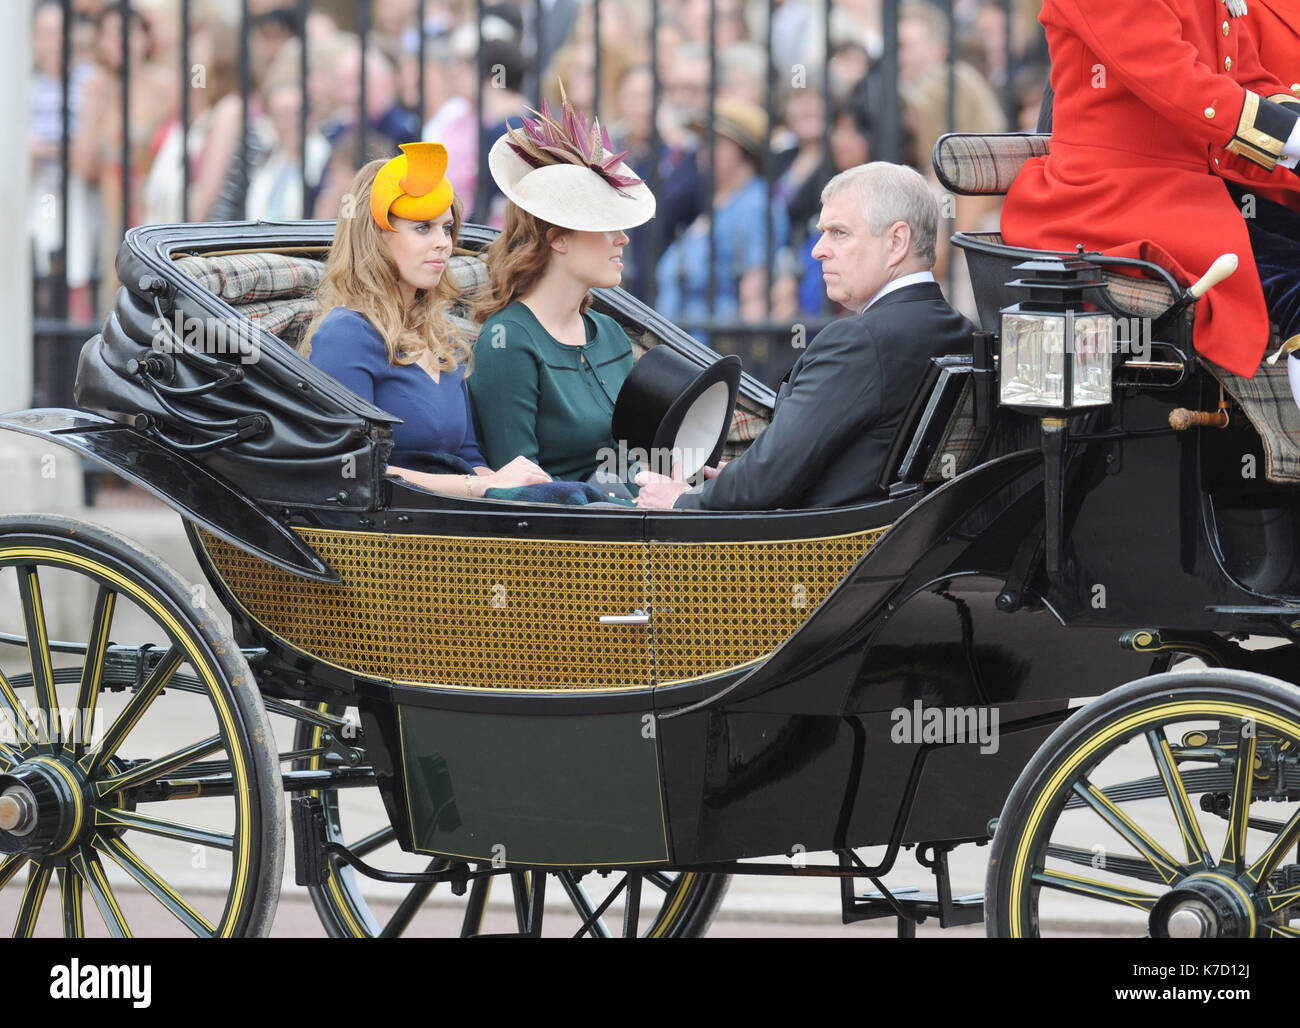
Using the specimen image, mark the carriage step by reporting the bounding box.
[291,796,330,887]
[843,886,984,934]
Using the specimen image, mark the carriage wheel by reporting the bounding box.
[986,669,1300,937]
[0,516,284,937]
[294,701,729,937]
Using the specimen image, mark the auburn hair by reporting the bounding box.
[301,159,471,374]
[471,201,592,322]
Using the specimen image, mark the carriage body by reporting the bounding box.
[5,136,1300,935]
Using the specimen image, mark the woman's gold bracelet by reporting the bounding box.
[464,475,474,497]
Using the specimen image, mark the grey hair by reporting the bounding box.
[821,162,939,267]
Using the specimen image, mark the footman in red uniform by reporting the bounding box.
[1001,0,1300,377]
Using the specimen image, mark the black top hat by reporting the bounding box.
[612,347,743,482]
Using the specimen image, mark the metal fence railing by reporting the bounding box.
[29,0,1047,399]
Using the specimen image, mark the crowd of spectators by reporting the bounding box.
[28,0,1051,344]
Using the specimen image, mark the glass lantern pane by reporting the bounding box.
[1069,314,1114,407]
[1000,313,1065,408]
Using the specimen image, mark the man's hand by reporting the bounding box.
[635,470,691,509]
[701,461,727,479]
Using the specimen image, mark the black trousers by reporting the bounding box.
[1226,180,1300,342]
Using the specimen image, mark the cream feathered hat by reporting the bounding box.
[487,83,656,232]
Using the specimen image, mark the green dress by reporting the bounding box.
[469,301,635,485]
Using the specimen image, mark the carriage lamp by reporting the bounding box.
[998,257,1115,414]
[998,257,1115,587]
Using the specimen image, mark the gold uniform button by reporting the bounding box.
[1205,106,1216,118]
[1292,82,1300,95]
[1223,20,1230,34]
[1224,56,1232,71]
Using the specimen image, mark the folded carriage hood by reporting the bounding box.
[0,408,336,582]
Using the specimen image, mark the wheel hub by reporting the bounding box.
[0,758,87,857]
[1149,873,1256,938]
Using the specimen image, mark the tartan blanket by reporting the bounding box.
[1206,358,1300,483]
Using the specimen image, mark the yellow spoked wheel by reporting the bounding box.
[986,669,1300,937]
[293,701,728,937]
[0,516,283,937]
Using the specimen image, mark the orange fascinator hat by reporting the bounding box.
[370,141,455,232]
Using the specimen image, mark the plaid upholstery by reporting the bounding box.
[240,296,317,347]
[965,232,1178,316]
[448,252,488,297]
[1205,358,1300,483]
[1100,271,1177,316]
[933,133,1050,196]
[174,253,323,302]
[923,376,986,482]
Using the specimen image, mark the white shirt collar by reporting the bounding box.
[860,271,936,314]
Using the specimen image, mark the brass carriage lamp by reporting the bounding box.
[998,257,1115,414]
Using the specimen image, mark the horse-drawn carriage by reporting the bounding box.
[2,132,1300,937]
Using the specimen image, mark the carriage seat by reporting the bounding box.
[173,248,770,459]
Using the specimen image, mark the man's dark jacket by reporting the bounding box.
[674,281,973,510]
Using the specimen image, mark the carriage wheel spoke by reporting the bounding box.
[0,670,37,748]
[459,873,492,938]
[623,874,642,937]
[17,567,60,749]
[96,833,215,937]
[349,825,396,860]
[645,871,675,893]
[74,587,117,757]
[95,735,225,797]
[58,866,84,938]
[1221,728,1258,872]
[96,807,233,851]
[1256,883,1300,915]
[0,853,29,891]
[1245,805,1300,887]
[571,874,628,938]
[0,740,23,769]
[1032,868,1159,911]
[378,858,446,938]
[1146,729,1214,869]
[558,871,611,938]
[12,860,52,937]
[1072,778,1185,883]
[1268,923,1300,938]
[81,646,184,776]
[72,847,131,938]
[510,872,532,935]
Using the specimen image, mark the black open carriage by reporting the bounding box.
[3,133,1300,937]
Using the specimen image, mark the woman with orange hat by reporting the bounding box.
[301,141,550,498]
[468,93,656,491]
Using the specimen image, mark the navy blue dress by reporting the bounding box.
[308,307,486,469]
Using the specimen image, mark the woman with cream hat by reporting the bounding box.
[469,92,657,490]
[301,141,550,497]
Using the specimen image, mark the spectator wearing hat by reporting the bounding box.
[469,96,657,489]
[654,97,790,341]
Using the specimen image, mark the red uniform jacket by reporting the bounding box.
[1002,0,1300,376]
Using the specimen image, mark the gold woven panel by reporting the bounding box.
[198,529,651,690]
[648,528,887,685]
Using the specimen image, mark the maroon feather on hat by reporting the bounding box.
[505,81,645,196]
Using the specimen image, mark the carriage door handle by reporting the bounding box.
[598,609,650,625]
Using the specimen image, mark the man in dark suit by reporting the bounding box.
[636,161,973,511]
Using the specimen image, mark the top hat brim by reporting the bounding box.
[612,347,743,481]
[488,134,656,232]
